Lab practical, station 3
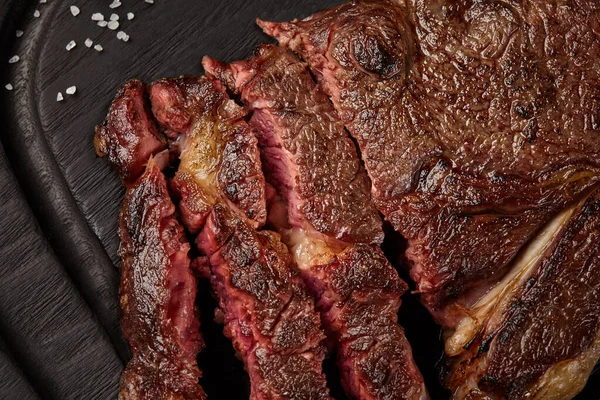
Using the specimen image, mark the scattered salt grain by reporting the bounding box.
[8,55,19,64]
[16,30,23,38]
[85,38,93,47]
[66,40,76,51]
[127,12,134,20]
[109,0,121,9]
[94,44,103,52]
[110,13,119,21]
[91,13,104,21]
[66,86,77,95]
[33,9,40,18]
[5,84,13,91]
[39,0,46,3]
[145,0,154,4]
[57,92,64,102]
[117,31,130,42]
[97,20,108,27]
[70,5,80,16]
[107,20,119,30]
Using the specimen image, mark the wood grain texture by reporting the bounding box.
[0,0,598,399]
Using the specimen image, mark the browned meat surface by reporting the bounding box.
[445,188,600,399]
[94,80,166,185]
[204,45,428,400]
[149,76,331,399]
[262,0,600,398]
[118,159,205,400]
[149,76,266,233]
[261,0,600,318]
[198,204,331,400]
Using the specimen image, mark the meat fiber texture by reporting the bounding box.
[149,76,331,400]
[95,80,205,399]
[204,45,428,400]
[118,159,205,400]
[261,0,600,398]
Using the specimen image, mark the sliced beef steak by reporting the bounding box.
[94,79,166,185]
[150,76,266,233]
[204,45,428,400]
[149,76,331,399]
[262,0,600,398]
[118,159,205,400]
[198,204,330,400]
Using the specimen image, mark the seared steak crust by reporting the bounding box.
[198,205,331,400]
[94,80,166,185]
[118,160,205,399]
[261,0,600,317]
[150,76,266,233]
[204,45,383,245]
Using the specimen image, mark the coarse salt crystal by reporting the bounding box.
[97,20,108,27]
[91,13,104,21]
[85,38,93,47]
[57,92,64,102]
[107,20,119,30]
[145,0,154,3]
[127,12,134,20]
[66,86,77,95]
[117,31,130,42]
[33,9,40,17]
[5,84,13,91]
[16,30,23,38]
[70,5,80,16]
[39,0,46,3]
[110,13,119,21]
[66,40,76,51]
[8,55,19,64]
[109,0,121,9]
[94,44,103,52]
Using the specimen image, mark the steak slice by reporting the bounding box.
[149,76,331,399]
[118,158,205,400]
[204,45,428,400]
[261,0,600,398]
[149,76,266,234]
[94,79,166,185]
[199,204,331,400]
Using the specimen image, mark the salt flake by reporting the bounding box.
[127,12,134,20]
[91,13,104,21]
[70,6,80,16]
[57,92,64,102]
[16,30,23,38]
[97,20,108,27]
[85,38,93,47]
[109,0,121,9]
[110,13,119,21]
[66,86,77,95]
[94,44,103,52]
[33,9,40,18]
[66,40,76,51]
[107,20,119,30]
[8,55,19,64]
[5,84,13,91]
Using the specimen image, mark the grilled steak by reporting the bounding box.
[204,45,428,400]
[262,0,600,398]
[118,158,205,400]
[94,80,166,185]
[149,76,331,399]
[95,80,205,399]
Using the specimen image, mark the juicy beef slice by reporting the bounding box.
[204,45,383,245]
[204,45,428,400]
[261,0,600,398]
[118,159,205,399]
[260,0,600,321]
[150,76,331,399]
[149,76,266,233]
[94,79,166,185]
[198,204,331,400]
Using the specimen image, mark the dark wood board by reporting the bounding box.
[0,0,597,399]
